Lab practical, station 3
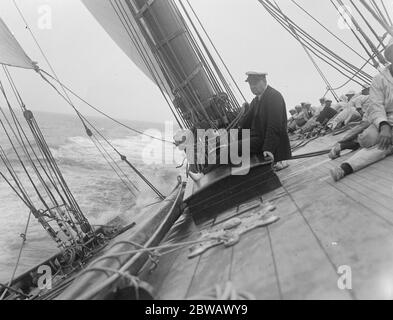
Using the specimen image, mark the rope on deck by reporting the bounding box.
[291,149,331,160]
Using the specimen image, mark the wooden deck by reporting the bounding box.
[141,133,393,300]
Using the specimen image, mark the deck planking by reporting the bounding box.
[152,215,211,300]
[230,225,281,300]
[138,214,198,297]
[185,245,234,299]
[282,177,393,299]
[264,187,350,299]
[141,133,393,300]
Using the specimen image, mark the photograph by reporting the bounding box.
[0,0,393,304]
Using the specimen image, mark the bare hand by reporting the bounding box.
[377,125,392,150]
[263,151,274,162]
[242,102,250,112]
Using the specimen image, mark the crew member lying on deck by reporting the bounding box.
[293,105,308,128]
[351,87,371,116]
[288,109,298,133]
[328,87,371,160]
[239,71,292,168]
[327,90,362,131]
[296,102,326,134]
[315,99,338,126]
[301,102,314,119]
[313,98,326,116]
[330,38,393,182]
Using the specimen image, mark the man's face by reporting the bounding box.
[326,101,332,107]
[248,78,267,96]
[346,94,355,101]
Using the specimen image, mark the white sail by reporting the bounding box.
[81,0,172,95]
[0,17,35,69]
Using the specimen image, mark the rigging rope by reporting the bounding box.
[271,0,373,82]
[261,0,374,84]
[38,71,164,200]
[0,92,55,214]
[177,0,245,108]
[330,43,386,91]
[350,0,387,51]
[0,79,91,245]
[291,150,331,160]
[12,0,164,200]
[115,0,212,129]
[359,0,393,38]
[261,0,372,83]
[184,0,247,104]
[74,237,217,300]
[0,211,31,300]
[1,77,70,214]
[0,140,35,209]
[330,0,377,67]
[335,0,386,66]
[126,0,218,129]
[175,0,243,119]
[272,0,339,101]
[111,0,187,129]
[371,0,390,26]
[0,169,33,209]
[90,135,139,196]
[380,0,393,27]
[290,0,376,68]
[38,70,175,145]
[259,0,373,89]
[119,0,242,129]
[2,68,91,228]
[12,0,91,132]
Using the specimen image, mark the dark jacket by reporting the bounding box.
[240,86,292,162]
[316,105,338,125]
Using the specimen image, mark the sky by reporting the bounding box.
[0,0,391,123]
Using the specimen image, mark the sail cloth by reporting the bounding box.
[0,17,35,69]
[82,0,172,96]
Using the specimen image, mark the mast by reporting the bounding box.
[83,0,243,130]
[125,0,216,124]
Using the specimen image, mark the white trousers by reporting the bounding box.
[328,108,361,130]
[346,124,393,172]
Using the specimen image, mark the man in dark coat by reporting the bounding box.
[239,72,292,163]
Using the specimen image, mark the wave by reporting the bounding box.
[0,115,184,282]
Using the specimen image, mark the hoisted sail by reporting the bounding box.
[0,17,94,250]
[0,17,35,69]
[81,0,171,94]
[82,0,242,130]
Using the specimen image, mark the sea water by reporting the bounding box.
[0,110,182,282]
